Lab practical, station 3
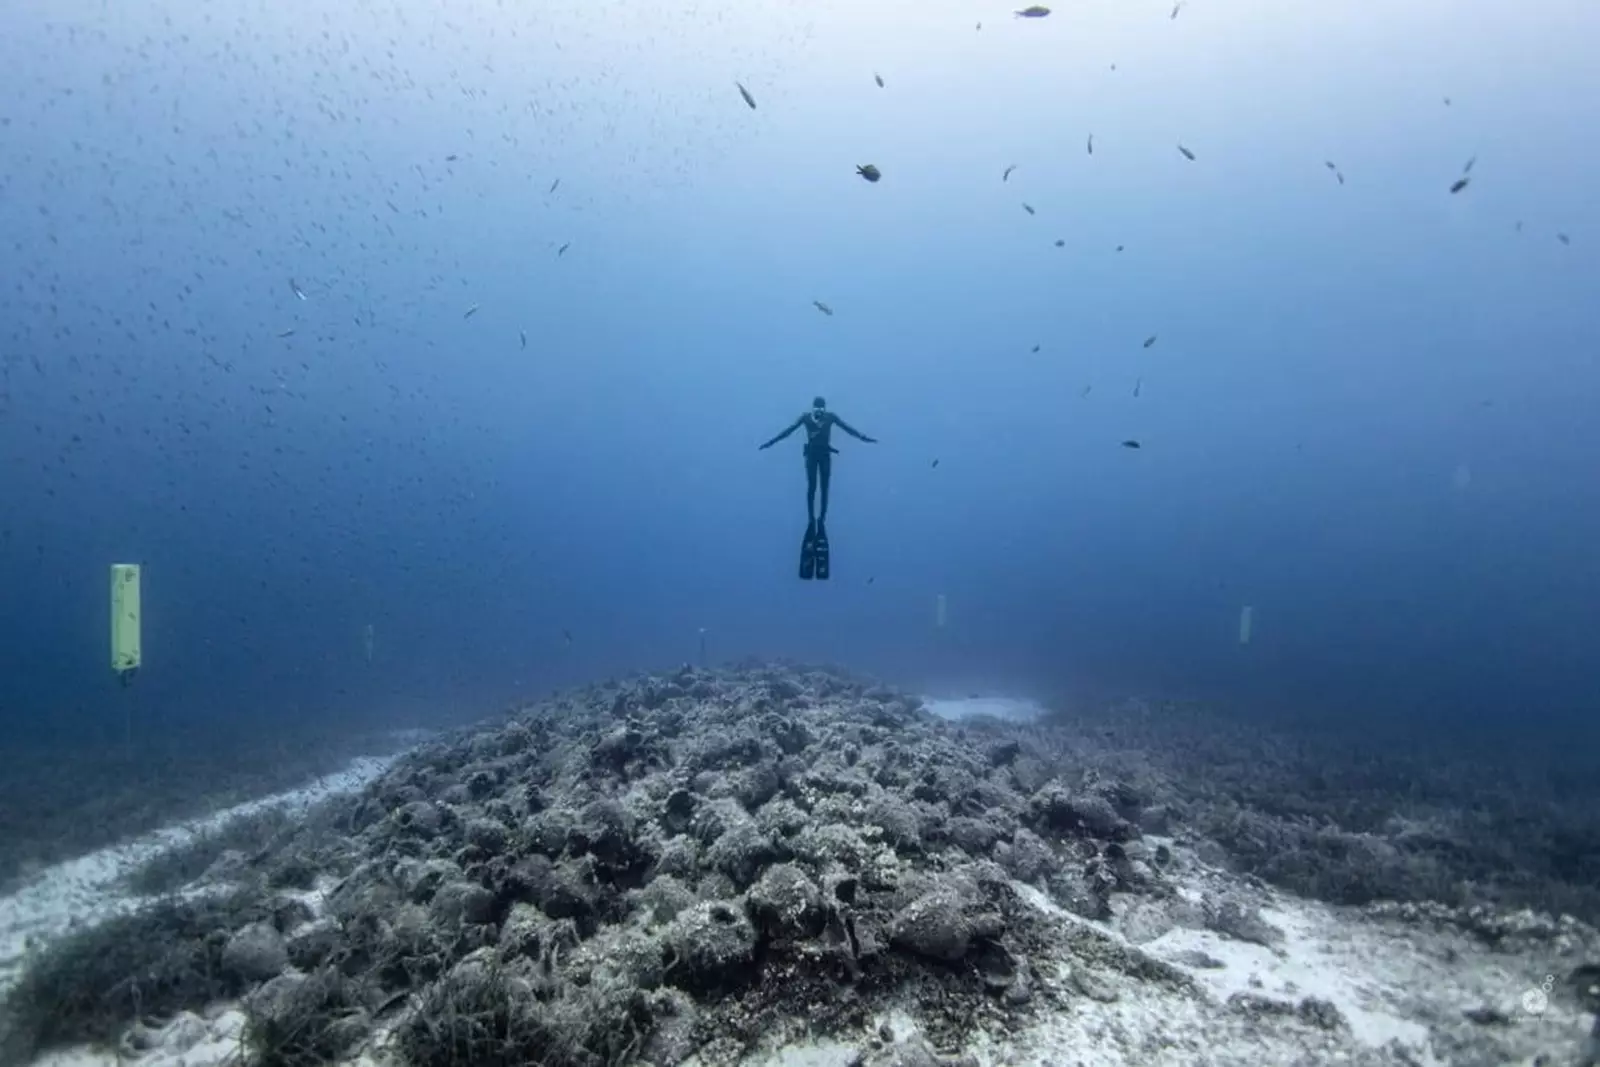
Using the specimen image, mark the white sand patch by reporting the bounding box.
[923,696,1047,724]
[0,752,403,997]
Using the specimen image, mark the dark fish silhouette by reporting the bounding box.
[1015,5,1051,16]
[856,164,881,182]
[875,73,884,87]
[1022,203,1035,215]
[1449,177,1470,194]
[1558,233,1571,245]
[736,82,757,109]
[1087,134,1094,155]
[1121,439,1141,449]
[1003,164,1016,181]
[931,459,940,468]
[520,330,527,350]
[558,242,570,256]
[1143,335,1157,348]
[1054,238,1065,247]
[1031,344,1041,353]
[813,300,834,316]
[549,178,560,193]
[1178,144,1196,161]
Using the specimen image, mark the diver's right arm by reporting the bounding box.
[758,417,804,450]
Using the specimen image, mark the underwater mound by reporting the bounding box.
[5,663,1600,1067]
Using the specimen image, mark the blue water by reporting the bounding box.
[1,0,1596,758]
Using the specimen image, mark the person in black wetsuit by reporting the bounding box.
[758,396,876,523]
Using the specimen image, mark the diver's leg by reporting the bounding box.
[818,453,832,522]
[805,453,819,523]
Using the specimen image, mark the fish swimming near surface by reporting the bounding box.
[875,73,884,87]
[813,300,833,316]
[464,303,479,319]
[520,330,527,350]
[1015,5,1051,16]
[549,178,560,193]
[1054,238,1065,247]
[1449,177,1470,194]
[1087,134,1094,155]
[558,242,570,256]
[1022,203,1035,215]
[856,164,881,182]
[736,82,757,109]
[289,279,306,301]
[276,329,296,338]
[1178,144,1196,161]
[1121,439,1142,449]
[1143,335,1157,348]
[1003,164,1016,181]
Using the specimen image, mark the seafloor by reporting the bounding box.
[1,663,1597,1067]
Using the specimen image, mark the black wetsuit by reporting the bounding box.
[760,408,875,522]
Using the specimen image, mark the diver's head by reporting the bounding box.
[813,396,826,410]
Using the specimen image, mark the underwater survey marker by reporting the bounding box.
[110,563,142,682]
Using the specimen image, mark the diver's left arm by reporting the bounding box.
[834,416,877,444]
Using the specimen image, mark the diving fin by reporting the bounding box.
[799,520,816,580]
[813,520,830,581]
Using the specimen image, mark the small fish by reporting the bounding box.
[1449,177,1469,194]
[1171,2,1183,18]
[1054,238,1065,247]
[562,629,573,645]
[874,73,884,87]
[520,330,527,350]
[1081,386,1092,397]
[1116,244,1125,252]
[856,164,881,182]
[736,81,757,109]
[1515,220,1524,232]
[813,300,834,316]
[289,279,306,301]
[931,459,940,468]
[1143,335,1157,348]
[1557,233,1571,245]
[1121,439,1141,449]
[1462,155,1477,174]
[1022,203,1035,215]
[558,242,570,256]
[866,576,875,585]
[1015,5,1051,16]
[1003,164,1017,181]
[1178,144,1196,161]
[464,303,479,319]
[976,21,982,30]
[276,329,296,338]
[1031,344,1040,353]
[445,154,458,162]
[1133,377,1142,397]
[1087,134,1094,155]
[1443,96,1452,106]
[549,178,560,193]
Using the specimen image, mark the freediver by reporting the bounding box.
[758,396,876,580]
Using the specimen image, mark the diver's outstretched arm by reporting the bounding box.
[834,416,877,443]
[758,417,804,449]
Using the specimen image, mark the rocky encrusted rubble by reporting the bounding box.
[7,663,1600,1067]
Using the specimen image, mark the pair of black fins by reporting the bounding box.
[799,519,831,581]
